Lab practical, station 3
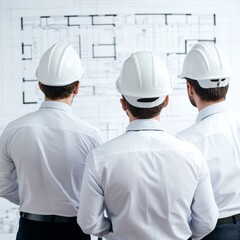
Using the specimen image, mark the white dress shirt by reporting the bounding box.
[0,101,102,217]
[78,119,218,240]
[177,101,240,219]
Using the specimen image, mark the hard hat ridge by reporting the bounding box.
[178,42,231,89]
[36,43,84,86]
[116,51,172,108]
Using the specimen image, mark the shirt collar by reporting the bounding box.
[196,101,229,122]
[40,101,72,113]
[126,119,163,132]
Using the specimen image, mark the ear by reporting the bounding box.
[73,81,80,95]
[38,82,43,91]
[187,81,194,96]
[120,98,128,111]
[162,95,169,108]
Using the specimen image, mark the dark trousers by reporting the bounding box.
[16,216,90,240]
[202,220,240,240]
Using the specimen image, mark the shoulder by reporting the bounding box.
[224,109,240,123]
[165,132,204,157]
[176,121,207,144]
[2,111,38,133]
[70,116,103,143]
[91,131,204,164]
[90,133,126,156]
[0,112,39,147]
[177,109,240,143]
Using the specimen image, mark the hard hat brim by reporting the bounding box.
[177,74,185,79]
[123,95,167,108]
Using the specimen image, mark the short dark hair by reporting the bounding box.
[40,81,79,100]
[123,96,166,119]
[186,78,229,101]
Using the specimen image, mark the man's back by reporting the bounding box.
[79,119,218,240]
[0,101,102,216]
[177,102,240,218]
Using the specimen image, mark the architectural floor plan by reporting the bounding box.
[19,13,216,140]
[1,0,240,238]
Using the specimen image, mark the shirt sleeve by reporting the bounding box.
[190,153,218,240]
[77,151,111,237]
[0,130,20,205]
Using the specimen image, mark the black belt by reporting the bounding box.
[217,213,240,225]
[20,212,77,223]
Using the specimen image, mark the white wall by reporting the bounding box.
[0,0,239,135]
[0,0,240,238]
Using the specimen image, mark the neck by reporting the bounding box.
[129,114,160,122]
[45,95,73,106]
[197,98,225,111]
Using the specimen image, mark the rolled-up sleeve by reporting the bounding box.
[190,155,218,240]
[77,151,111,237]
[0,131,19,205]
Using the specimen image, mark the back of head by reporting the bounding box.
[36,43,84,86]
[178,42,231,88]
[116,51,172,109]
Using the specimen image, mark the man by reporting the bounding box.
[78,51,218,240]
[0,43,102,240]
[177,42,240,239]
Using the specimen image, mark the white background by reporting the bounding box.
[0,0,240,239]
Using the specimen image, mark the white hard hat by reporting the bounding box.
[116,51,172,108]
[178,42,231,88]
[36,43,84,86]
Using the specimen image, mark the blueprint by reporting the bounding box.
[21,13,215,103]
[19,12,216,140]
[0,0,240,238]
